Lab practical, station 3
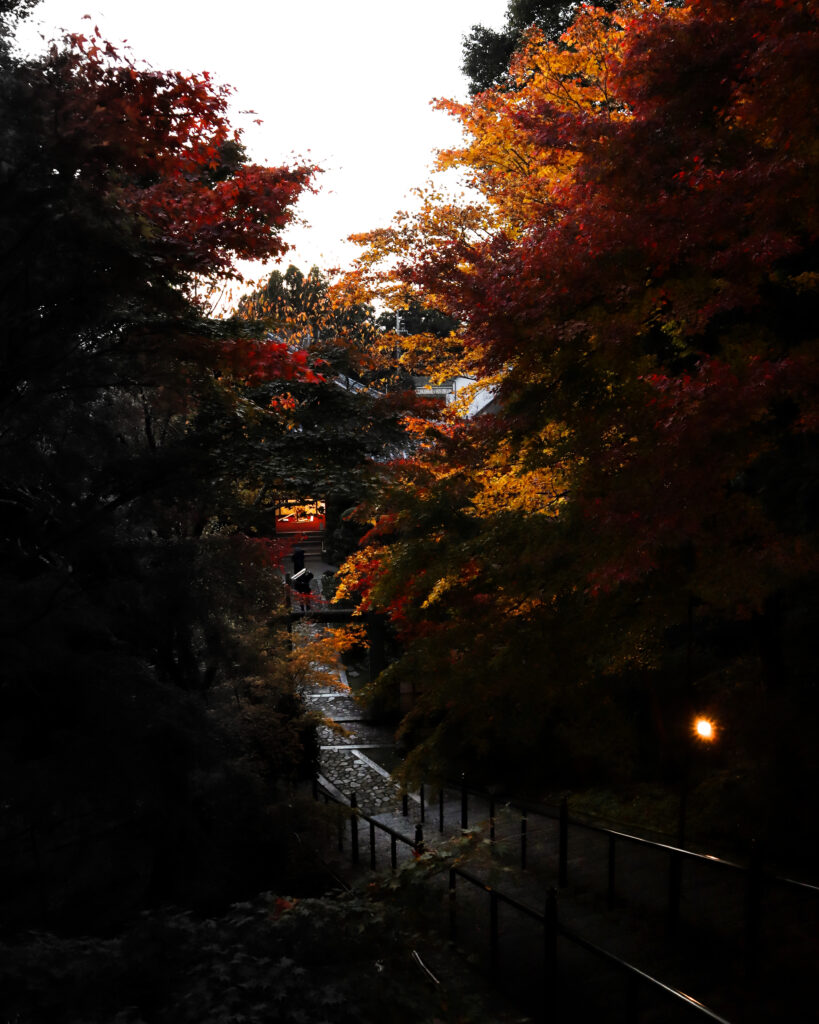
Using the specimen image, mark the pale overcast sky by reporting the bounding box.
[16,0,507,279]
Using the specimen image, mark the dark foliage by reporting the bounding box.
[0,19,327,931]
[461,0,618,94]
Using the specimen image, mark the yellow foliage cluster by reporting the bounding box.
[339,3,681,387]
[347,186,497,308]
[468,433,570,519]
[433,3,658,231]
[285,624,366,692]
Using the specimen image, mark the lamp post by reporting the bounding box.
[678,715,717,846]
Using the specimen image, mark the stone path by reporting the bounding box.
[298,634,408,815]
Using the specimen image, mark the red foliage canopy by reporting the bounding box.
[402,0,819,603]
[52,29,316,282]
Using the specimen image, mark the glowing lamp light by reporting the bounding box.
[694,716,716,741]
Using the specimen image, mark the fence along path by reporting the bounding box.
[301,631,818,1023]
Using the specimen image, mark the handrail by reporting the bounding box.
[452,865,544,923]
[315,779,417,850]
[456,779,745,869]
[597,827,745,872]
[770,873,819,895]
[448,779,818,893]
[557,919,734,1024]
[449,863,733,1023]
[368,817,414,846]
[319,775,819,902]
[313,779,734,1022]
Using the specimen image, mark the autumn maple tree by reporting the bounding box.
[461,0,620,94]
[338,0,819,841]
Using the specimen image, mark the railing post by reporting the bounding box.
[369,821,376,870]
[489,794,496,845]
[449,868,457,939]
[402,791,409,817]
[558,797,569,887]
[521,809,528,870]
[489,890,499,970]
[420,783,425,824]
[350,792,359,864]
[626,973,640,1022]
[439,787,445,833]
[745,838,763,974]
[391,833,397,871]
[668,851,682,932]
[607,834,616,908]
[461,774,468,830]
[414,822,424,855]
[544,887,558,994]
[30,826,48,923]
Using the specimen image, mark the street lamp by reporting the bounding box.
[679,714,718,845]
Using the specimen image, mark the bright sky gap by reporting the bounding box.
[17,0,508,277]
